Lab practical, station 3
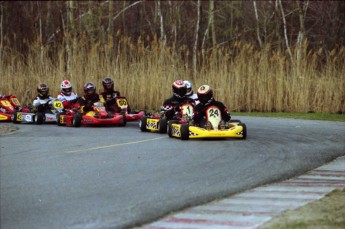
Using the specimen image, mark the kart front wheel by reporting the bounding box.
[180,124,190,140]
[158,118,167,133]
[72,113,82,127]
[12,111,20,124]
[35,112,44,125]
[238,123,247,139]
[139,116,148,131]
[167,120,178,137]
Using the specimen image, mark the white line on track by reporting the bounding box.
[66,136,167,153]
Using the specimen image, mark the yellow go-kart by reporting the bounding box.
[167,106,247,140]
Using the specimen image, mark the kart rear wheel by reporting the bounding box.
[72,113,82,127]
[167,120,179,137]
[230,119,242,123]
[120,114,127,126]
[139,116,148,131]
[180,124,190,140]
[57,113,63,126]
[158,118,167,133]
[238,123,247,139]
[35,112,44,125]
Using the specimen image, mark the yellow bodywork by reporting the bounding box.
[145,118,160,131]
[170,123,245,139]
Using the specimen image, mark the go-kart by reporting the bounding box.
[167,105,247,140]
[113,96,145,121]
[0,95,30,121]
[12,99,64,124]
[139,103,194,134]
[57,102,126,127]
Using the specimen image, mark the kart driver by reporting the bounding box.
[184,80,199,103]
[57,80,79,109]
[79,82,100,113]
[163,80,196,120]
[33,83,55,112]
[193,85,231,126]
[100,76,130,113]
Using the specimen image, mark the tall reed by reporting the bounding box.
[1,36,344,113]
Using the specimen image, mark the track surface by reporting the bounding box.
[1,117,344,229]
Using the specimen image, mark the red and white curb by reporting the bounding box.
[137,156,345,229]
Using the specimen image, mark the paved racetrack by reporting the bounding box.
[1,117,344,229]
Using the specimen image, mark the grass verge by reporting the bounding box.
[259,189,345,229]
[232,112,345,122]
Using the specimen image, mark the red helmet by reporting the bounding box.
[172,80,187,98]
[83,82,96,94]
[197,85,214,105]
[37,83,49,97]
[102,77,114,91]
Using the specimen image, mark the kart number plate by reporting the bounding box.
[116,98,128,108]
[1,100,11,107]
[53,101,63,108]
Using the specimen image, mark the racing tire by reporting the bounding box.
[167,120,179,138]
[12,111,20,124]
[35,112,44,125]
[238,123,247,139]
[72,113,82,127]
[180,124,190,140]
[230,119,242,123]
[139,116,148,131]
[57,113,63,126]
[158,118,167,133]
[120,114,127,127]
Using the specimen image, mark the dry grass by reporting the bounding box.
[1,36,344,113]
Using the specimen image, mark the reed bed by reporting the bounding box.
[1,37,344,113]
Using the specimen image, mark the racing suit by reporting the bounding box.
[193,100,231,126]
[163,95,196,120]
[79,93,100,113]
[33,95,55,112]
[57,92,78,109]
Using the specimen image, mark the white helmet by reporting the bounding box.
[61,80,72,96]
[184,80,193,96]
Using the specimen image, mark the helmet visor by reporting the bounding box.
[175,87,187,97]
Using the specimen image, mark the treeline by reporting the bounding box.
[1,1,344,65]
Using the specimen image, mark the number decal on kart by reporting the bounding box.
[181,104,193,116]
[1,100,11,107]
[206,106,222,130]
[116,98,128,108]
[17,113,23,121]
[208,108,220,118]
[11,98,20,106]
[54,101,63,108]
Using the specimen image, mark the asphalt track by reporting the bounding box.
[0,117,344,229]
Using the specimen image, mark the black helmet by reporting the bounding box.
[197,85,214,105]
[83,82,96,94]
[37,83,49,97]
[172,80,187,98]
[102,77,114,91]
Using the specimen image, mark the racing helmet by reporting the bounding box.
[184,80,193,96]
[197,85,214,105]
[61,80,73,96]
[102,77,114,91]
[83,82,96,95]
[172,80,187,98]
[37,83,49,98]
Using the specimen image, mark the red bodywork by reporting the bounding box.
[0,95,30,121]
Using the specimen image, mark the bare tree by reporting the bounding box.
[157,0,166,44]
[296,0,308,67]
[193,0,201,77]
[253,0,263,48]
[278,0,293,62]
